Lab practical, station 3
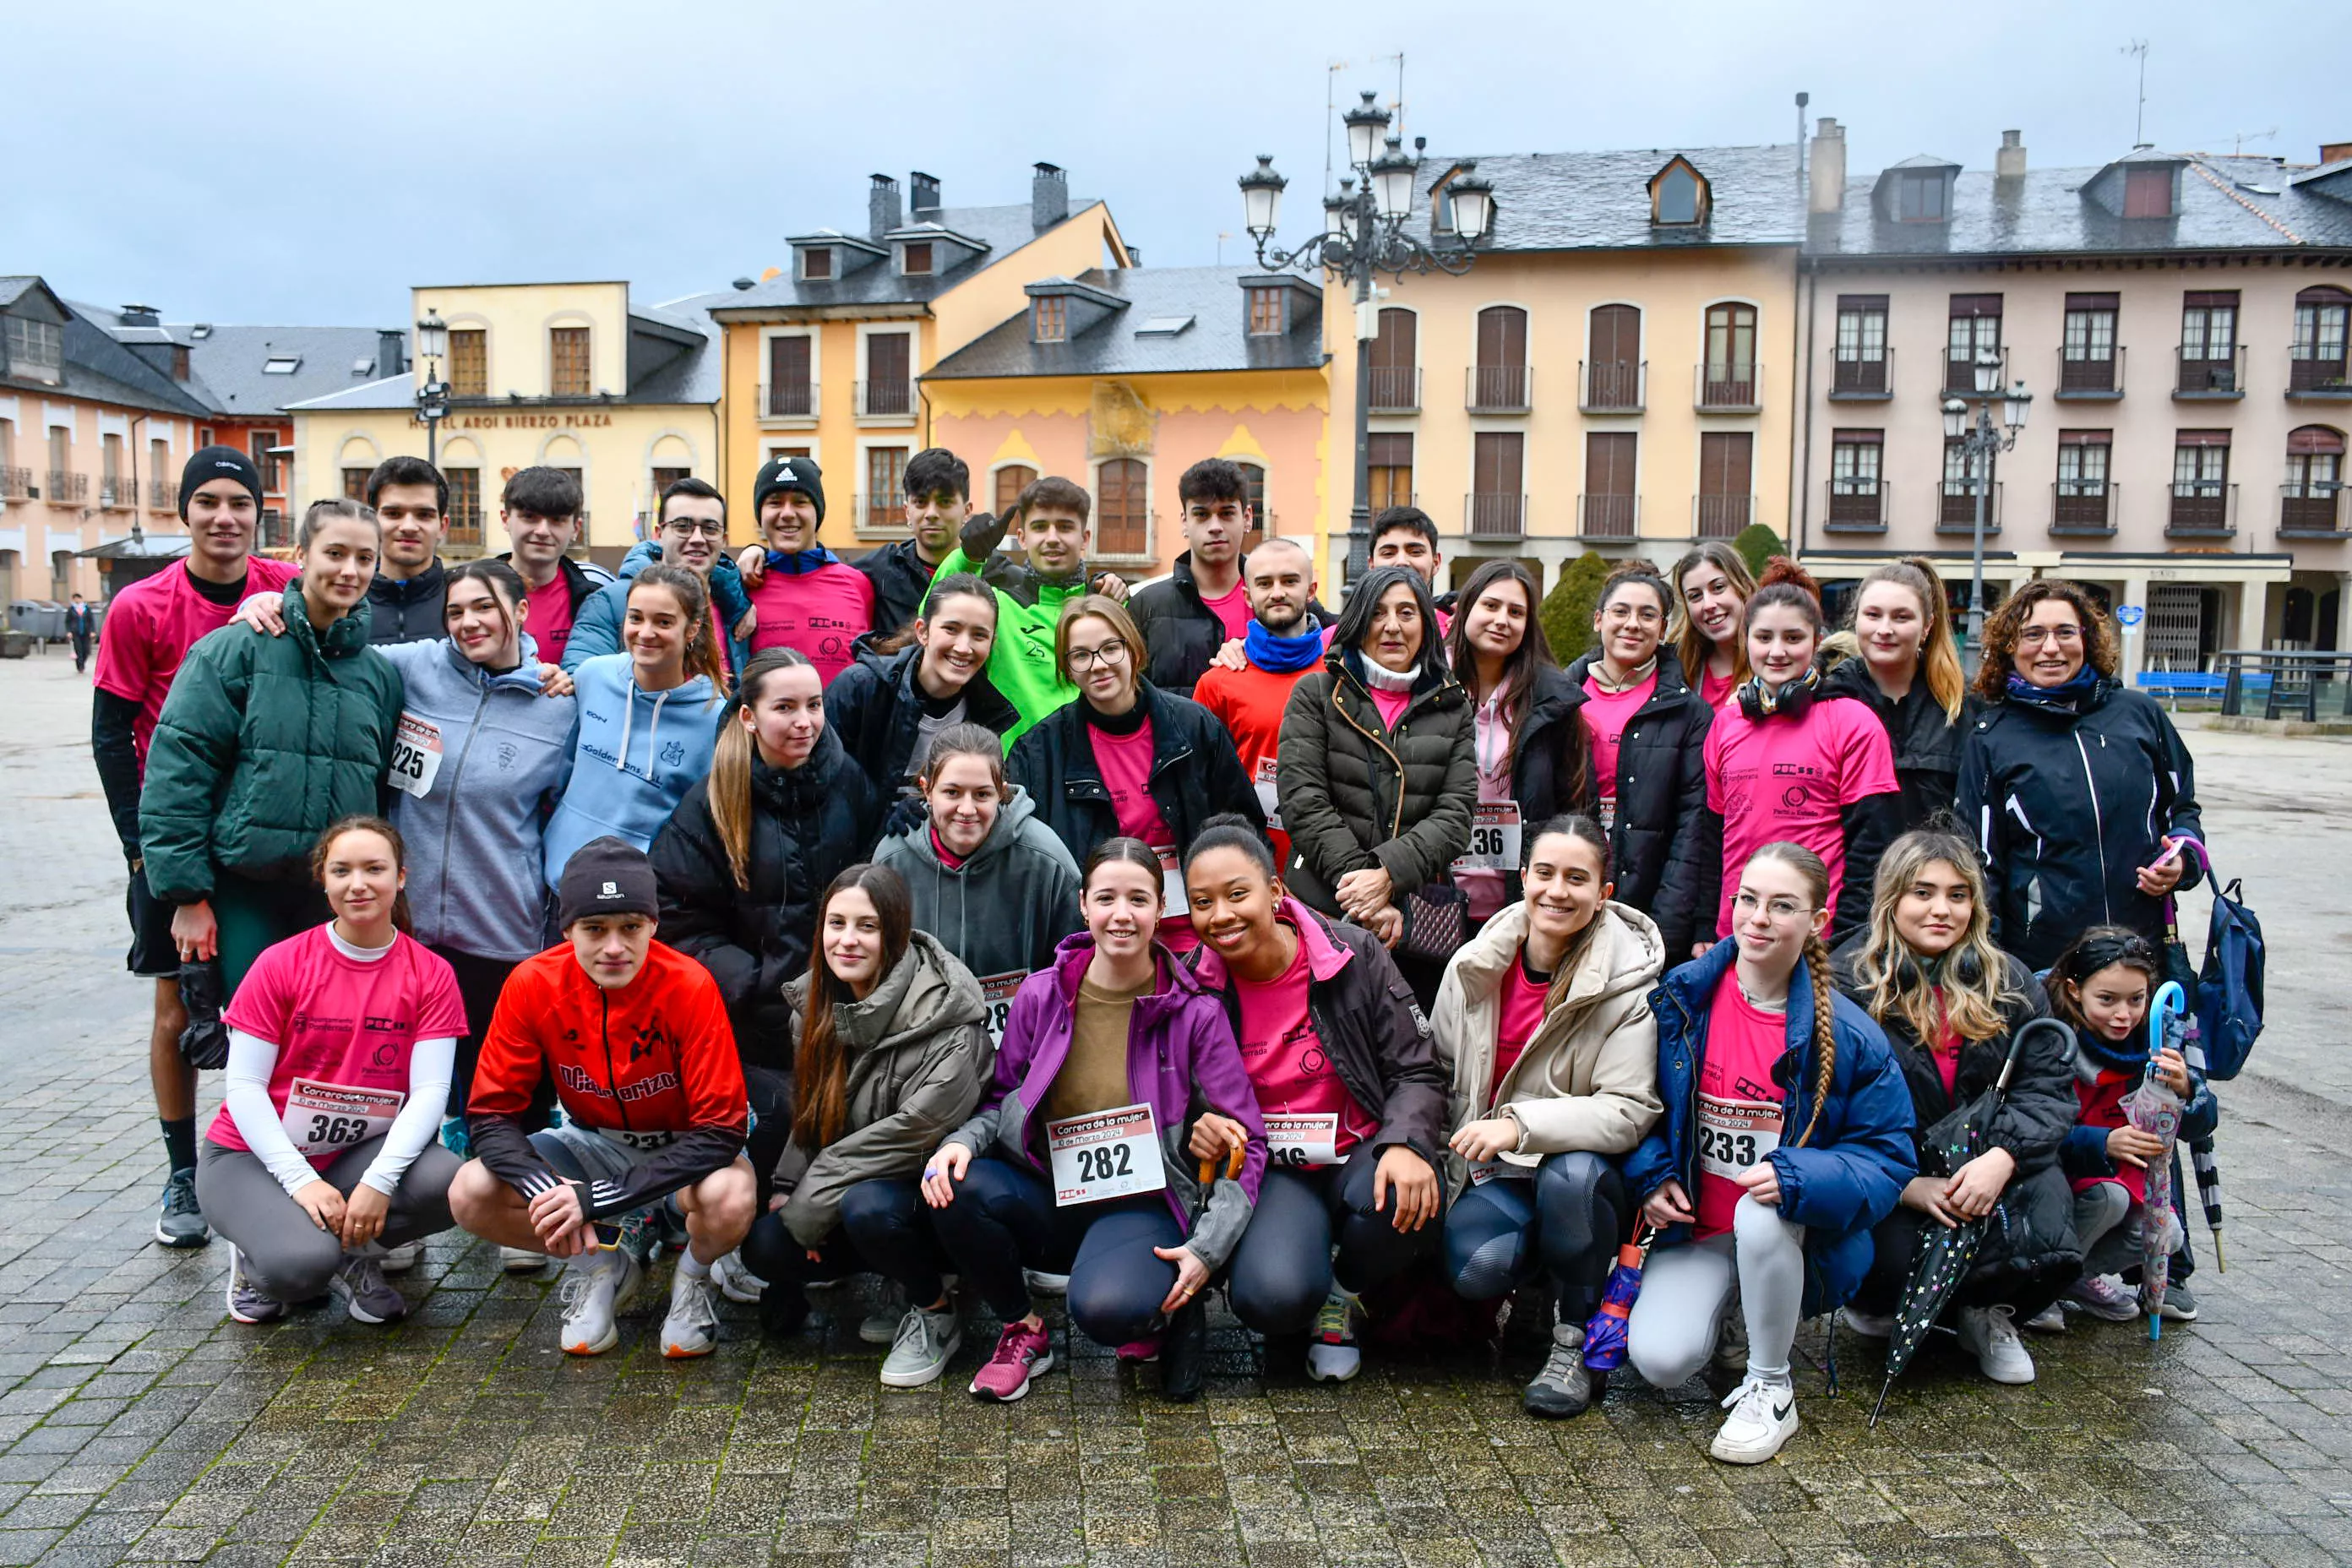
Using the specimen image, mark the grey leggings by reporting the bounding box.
[1625,1195,1806,1388]
[195,1135,461,1301]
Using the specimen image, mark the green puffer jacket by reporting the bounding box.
[139,588,403,902]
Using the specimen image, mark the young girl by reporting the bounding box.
[1829,830,2076,1385]
[1430,816,1664,1418]
[740,866,996,1389]
[1621,842,1914,1465]
[1702,560,1899,950]
[2046,927,2214,1326]
[870,724,1082,1026]
[1670,541,1756,711]
[1819,558,1971,831]
[1181,816,1448,1385]
[195,818,469,1326]
[825,574,1021,793]
[923,840,1266,1404]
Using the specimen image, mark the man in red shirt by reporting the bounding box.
[1192,537,1323,870]
[493,467,612,667]
[448,839,754,1358]
[92,446,299,1250]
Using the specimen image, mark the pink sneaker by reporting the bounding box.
[970,1320,1054,1402]
[1115,1336,1163,1363]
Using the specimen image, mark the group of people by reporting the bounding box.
[89,439,2214,1466]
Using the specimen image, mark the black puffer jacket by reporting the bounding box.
[365,561,448,646]
[1559,649,1718,954]
[1006,680,1264,868]
[1821,657,1974,832]
[1277,648,1477,915]
[1128,552,1235,698]
[649,730,885,1067]
[855,538,944,640]
[823,640,1021,792]
[1955,678,2203,972]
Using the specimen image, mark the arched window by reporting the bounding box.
[2284,425,2346,534]
[1233,461,1268,547]
[1472,305,1529,411]
[1586,304,1642,410]
[1702,302,1759,408]
[1096,459,1148,557]
[2292,287,2350,392]
[994,464,1037,520]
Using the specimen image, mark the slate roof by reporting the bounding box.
[699,200,1108,317]
[150,323,398,420]
[1412,144,1805,253]
[0,280,212,418]
[923,266,1322,381]
[1808,151,2352,260]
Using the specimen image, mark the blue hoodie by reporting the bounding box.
[379,634,578,960]
[558,539,754,673]
[543,653,722,887]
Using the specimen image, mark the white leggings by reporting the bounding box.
[1625,1195,1807,1388]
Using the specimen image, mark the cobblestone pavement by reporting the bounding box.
[1,652,2347,1567]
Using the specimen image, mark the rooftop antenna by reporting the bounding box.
[1324,59,1349,195]
[1375,52,1405,142]
[2121,39,2149,145]
[2232,127,2277,158]
[1216,231,1231,265]
[1796,90,1810,189]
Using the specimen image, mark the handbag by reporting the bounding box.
[176,959,229,1070]
[1397,881,1469,962]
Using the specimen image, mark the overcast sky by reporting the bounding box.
[7,0,2343,327]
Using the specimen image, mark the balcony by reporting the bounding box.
[2055,346,2125,400]
[760,378,819,420]
[2051,481,2118,536]
[1580,360,1645,413]
[856,378,914,419]
[1944,346,2007,395]
[2175,346,2245,399]
[1577,493,1638,541]
[1367,367,1420,413]
[1936,480,2003,535]
[0,467,29,501]
[2288,356,2352,400]
[1693,493,1753,540]
[1466,365,1531,413]
[852,493,910,539]
[99,476,133,509]
[2167,481,2239,537]
[1696,362,1761,413]
[1824,480,1887,532]
[149,478,173,509]
[2279,483,2346,538]
[1830,349,1892,400]
[46,470,87,504]
[1465,492,1527,540]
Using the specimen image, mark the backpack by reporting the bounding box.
[2195,872,2263,1081]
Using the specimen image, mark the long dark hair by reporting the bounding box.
[711,649,818,890]
[791,864,915,1152]
[1331,564,1448,681]
[311,814,413,934]
[629,564,730,697]
[868,570,997,657]
[1669,540,1756,685]
[441,559,528,660]
[1521,813,1610,1011]
[2045,924,2162,1032]
[1445,558,1550,775]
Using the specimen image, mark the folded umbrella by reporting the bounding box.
[2124,983,2191,1341]
[1579,1222,1655,1372]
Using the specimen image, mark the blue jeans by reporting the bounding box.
[1441,1150,1626,1322]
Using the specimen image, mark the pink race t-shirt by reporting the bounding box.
[1234,922,1380,1160]
[1090,719,1171,846]
[1705,696,1898,937]
[1493,954,1550,1089]
[1701,666,1738,711]
[525,576,576,667]
[1580,672,1657,808]
[1694,966,1789,1239]
[211,926,467,1168]
[1456,694,1516,921]
[749,563,876,685]
[1368,684,1412,731]
[93,557,301,768]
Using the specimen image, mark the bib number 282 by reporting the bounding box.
[1072,1142,1135,1184]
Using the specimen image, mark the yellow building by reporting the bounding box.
[288,281,720,569]
[1324,144,1804,591]
[699,164,1130,547]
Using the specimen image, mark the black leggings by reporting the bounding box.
[1440,1150,1625,1322]
[928,1157,1180,1347]
[1224,1144,1443,1334]
[741,1177,950,1305]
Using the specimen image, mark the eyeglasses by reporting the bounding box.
[1732,892,1816,922]
[2017,624,2084,647]
[1066,639,1130,672]
[664,520,726,538]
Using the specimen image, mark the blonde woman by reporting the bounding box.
[1669,542,1757,711]
[1820,558,1973,830]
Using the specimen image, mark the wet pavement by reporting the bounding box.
[1,652,2346,1567]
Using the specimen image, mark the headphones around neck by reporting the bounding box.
[1890,944,1984,994]
[1736,664,1821,722]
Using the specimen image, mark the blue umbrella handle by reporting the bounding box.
[2149,982,2187,1070]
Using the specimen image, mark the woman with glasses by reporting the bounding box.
[1955,580,2203,971]
[1006,597,1263,950]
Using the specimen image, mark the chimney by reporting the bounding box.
[1996,129,2027,180]
[1807,117,1846,214]
[1032,161,1069,228]
[909,171,942,219]
[376,329,406,378]
[1127,246,1141,266]
[868,174,902,238]
[2323,140,2352,166]
[117,303,160,328]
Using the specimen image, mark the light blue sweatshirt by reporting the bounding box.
[542,653,723,887]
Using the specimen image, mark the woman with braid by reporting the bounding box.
[1620,841,1914,1464]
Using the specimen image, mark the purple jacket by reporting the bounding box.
[939,931,1268,1268]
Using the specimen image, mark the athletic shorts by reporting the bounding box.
[528,1122,684,1218]
[125,867,179,980]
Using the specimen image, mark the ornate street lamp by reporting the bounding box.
[1239,91,1493,580]
[1947,347,2033,657]
[415,308,451,467]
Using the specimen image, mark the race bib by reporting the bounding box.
[386,712,444,798]
[1451,802,1523,874]
[1263,1112,1339,1169]
[1696,1095,1782,1181]
[1597,795,1618,835]
[1254,757,1283,831]
[594,1126,680,1152]
[977,972,1026,1047]
[280,1077,404,1157]
[1154,845,1186,917]
[1046,1102,1167,1206]
[1468,1152,1538,1185]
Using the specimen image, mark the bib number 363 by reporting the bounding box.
[280,1077,405,1157]
[1047,1102,1167,1206]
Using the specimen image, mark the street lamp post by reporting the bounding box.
[1239,91,1494,582]
[1943,348,2033,656]
[415,309,450,467]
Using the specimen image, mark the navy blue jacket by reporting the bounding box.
[1623,940,1918,1313]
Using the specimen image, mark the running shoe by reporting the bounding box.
[2063,1272,2139,1322]
[1954,1304,2035,1385]
[2020,1302,2067,1334]
[1305,1288,1364,1384]
[223,1246,283,1325]
[659,1263,722,1358]
[378,1240,423,1275]
[1837,1307,1893,1339]
[558,1248,643,1356]
[2148,1281,2199,1322]
[1523,1318,1598,1419]
[879,1303,961,1389]
[333,1251,408,1326]
[1113,1336,1162,1363]
[1710,1373,1799,1464]
[710,1249,767,1305]
[499,1247,548,1274]
[156,1168,209,1249]
[970,1320,1054,1402]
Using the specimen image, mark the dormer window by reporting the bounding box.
[802,248,833,281]
[901,242,934,276]
[1648,156,1711,226]
[2125,164,2174,219]
[1247,287,1286,336]
[1896,171,1948,221]
[4,316,63,383]
[1033,295,1067,344]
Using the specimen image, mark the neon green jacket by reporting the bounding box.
[934,515,1091,742]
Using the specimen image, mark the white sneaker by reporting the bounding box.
[378,1239,423,1275]
[1710,1374,1799,1464]
[660,1263,723,1359]
[2020,1302,2066,1334]
[1023,1269,1071,1298]
[878,1303,961,1388]
[1955,1304,2036,1385]
[500,1245,548,1274]
[710,1249,767,1305]
[557,1249,642,1356]
[1838,1307,1893,1339]
[1305,1288,1364,1383]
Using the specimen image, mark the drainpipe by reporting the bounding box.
[1795,262,1816,558]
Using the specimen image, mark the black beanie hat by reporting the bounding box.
[557,836,661,929]
[752,455,825,524]
[178,446,265,520]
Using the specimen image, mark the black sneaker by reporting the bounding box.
[155,1168,209,1249]
[1161,1296,1208,1403]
